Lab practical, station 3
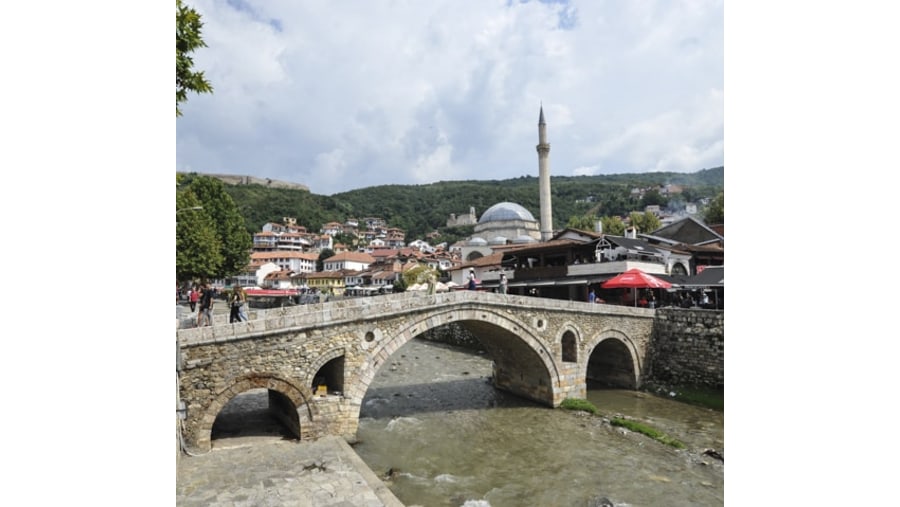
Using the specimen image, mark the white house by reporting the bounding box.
[323,251,376,272]
[250,251,318,273]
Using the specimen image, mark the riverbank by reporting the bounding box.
[176,435,405,507]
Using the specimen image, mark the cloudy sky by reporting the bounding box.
[176,0,723,195]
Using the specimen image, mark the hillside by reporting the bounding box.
[213,167,723,242]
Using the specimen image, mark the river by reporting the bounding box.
[352,338,724,507]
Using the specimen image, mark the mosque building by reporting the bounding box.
[457,106,553,263]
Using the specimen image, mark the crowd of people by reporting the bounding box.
[466,269,508,294]
[582,286,718,309]
[181,284,249,327]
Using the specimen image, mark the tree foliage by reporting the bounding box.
[401,264,439,287]
[176,0,213,116]
[176,175,251,282]
[704,192,724,225]
[628,212,662,234]
[200,167,722,243]
[317,249,335,271]
[176,189,223,282]
[566,214,598,232]
[599,216,626,236]
[640,189,665,207]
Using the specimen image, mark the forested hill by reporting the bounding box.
[218,167,723,242]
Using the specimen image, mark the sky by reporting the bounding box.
[176,0,723,195]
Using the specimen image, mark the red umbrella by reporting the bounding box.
[601,269,672,307]
[601,269,673,289]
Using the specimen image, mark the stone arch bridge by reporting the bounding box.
[176,291,656,452]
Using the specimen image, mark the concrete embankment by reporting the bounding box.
[176,436,405,507]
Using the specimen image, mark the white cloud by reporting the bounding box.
[177,0,724,194]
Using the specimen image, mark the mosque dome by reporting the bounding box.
[468,237,488,246]
[512,235,537,244]
[488,236,508,245]
[478,202,536,224]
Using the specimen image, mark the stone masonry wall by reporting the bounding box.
[177,292,659,451]
[646,308,723,389]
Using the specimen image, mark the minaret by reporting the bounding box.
[536,105,553,241]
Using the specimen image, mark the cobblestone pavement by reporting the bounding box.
[176,436,405,507]
[175,314,405,506]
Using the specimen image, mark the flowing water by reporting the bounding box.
[353,339,724,507]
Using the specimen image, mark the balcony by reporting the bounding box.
[566,260,667,277]
[506,260,668,283]
[513,265,568,281]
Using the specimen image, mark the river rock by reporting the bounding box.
[587,496,615,507]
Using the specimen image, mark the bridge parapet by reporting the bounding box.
[176,291,655,347]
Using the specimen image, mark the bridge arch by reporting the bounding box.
[194,372,318,450]
[358,307,561,409]
[555,321,583,363]
[309,348,346,395]
[582,329,643,389]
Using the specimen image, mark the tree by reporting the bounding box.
[704,192,724,225]
[566,214,598,231]
[640,188,665,207]
[176,175,251,282]
[392,276,408,293]
[599,216,625,236]
[628,212,662,234]
[176,190,223,283]
[317,249,335,272]
[176,0,213,116]
[401,264,439,287]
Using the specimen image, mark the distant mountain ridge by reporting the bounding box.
[180,172,310,192]
[181,167,722,197]
[182,167,723,243]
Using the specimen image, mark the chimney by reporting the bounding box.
[594,220,603,234]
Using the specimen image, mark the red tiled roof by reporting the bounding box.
[251,251,319,260]
[327,251,376,263]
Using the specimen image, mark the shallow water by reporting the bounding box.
[354,339,724,507]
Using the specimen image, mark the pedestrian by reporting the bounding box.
[230,286,248,323]
[467,268,477,290]
[427,273,436,295]
[197,284,214,327]
[588,288,596,303]
[237,286,249,321]
[229,288,240,323]
[189,286,198,312]
[499,273,508,294]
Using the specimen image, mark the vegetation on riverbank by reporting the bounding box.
[560,398,686,449]
[559,398,598,414]
[609,417,686,449]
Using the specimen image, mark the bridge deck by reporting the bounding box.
[176,291,655,347]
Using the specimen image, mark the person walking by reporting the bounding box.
[197,284,214,327]
[229,288,241,323]
[499,273,508,294]
[426,273,436,296]
[189,286,198,312]
[467,268,477,291]
[588,288,596,303]
[231,286,248,322]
